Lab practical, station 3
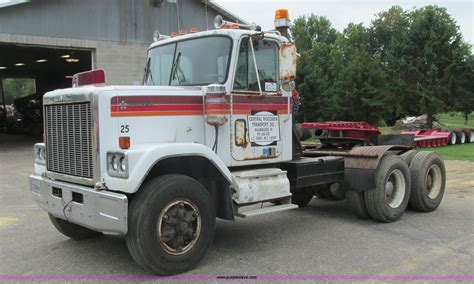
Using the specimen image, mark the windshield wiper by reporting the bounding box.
[143,57,154,85]
[170,52,183,85]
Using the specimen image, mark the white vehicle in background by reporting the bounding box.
[29,9,446,275]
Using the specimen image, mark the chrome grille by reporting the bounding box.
[45,102,93,179]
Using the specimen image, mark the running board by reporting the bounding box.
[236,203,298,218]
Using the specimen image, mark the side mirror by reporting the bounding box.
[279,43,297,92]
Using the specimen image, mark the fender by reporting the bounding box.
[344,145,411,193]
[103,143,232,194]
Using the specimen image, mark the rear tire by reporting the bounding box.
[126,174,215,275]
[364,155,411,222]
[48,214,103,240]
[346,191,370,219]
[467,130,474,143]
[408,151,446,212]
[458,131,466,144]
[448,131,457,145]
[400,150,417,166]
[316,183,345,200]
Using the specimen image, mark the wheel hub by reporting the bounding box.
[385,181,394,196]
[427,174,433,189]
[157,199,201,255]
[385,169,406,209]
[426,165,442,199]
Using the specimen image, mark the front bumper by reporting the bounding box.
[29,175,128,234]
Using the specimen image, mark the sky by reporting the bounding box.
[213,0,474,46]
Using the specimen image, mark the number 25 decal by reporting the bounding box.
[121,125,130,133]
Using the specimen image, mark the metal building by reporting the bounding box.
[0,0,244,135]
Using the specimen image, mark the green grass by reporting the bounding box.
[425,143,474,161]
[436,113,474,129]
[379,127,402,135]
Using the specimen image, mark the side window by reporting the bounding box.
[233,38,279,93]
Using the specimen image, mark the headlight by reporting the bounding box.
[107,151,128,178]
[111,155,119,171]
[34,143,46,165]
[119,156,127,172]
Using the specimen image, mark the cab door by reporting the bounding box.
[230,37,291,165]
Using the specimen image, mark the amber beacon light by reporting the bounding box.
[274,9,291,38]
[275,9,289,20]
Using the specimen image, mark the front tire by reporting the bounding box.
[126,174,215,275]
[364,155,411,222]
[48,214,103,240]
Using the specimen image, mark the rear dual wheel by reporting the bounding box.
[315,183,345,200]
[408,152,446,212]
[400,150,417,166]
[346,191,370,219]
[347,155,411,222]
[364,155,411,222]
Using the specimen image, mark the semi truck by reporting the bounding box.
[29,9,446,275]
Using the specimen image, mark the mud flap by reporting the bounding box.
[344,145,411,193]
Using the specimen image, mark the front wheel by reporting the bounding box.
[126,174,215,275]
[364,155,411,222]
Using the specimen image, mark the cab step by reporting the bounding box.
[236,203,298,218]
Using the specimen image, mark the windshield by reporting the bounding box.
[144,36,232,86]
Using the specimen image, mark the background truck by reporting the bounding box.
[29,9,447,275]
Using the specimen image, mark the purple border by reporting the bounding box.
[0,275,473,281]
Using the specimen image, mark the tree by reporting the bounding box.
[404,6,464,127]
[330,24,387,124]
[446,43,474,125]
[291,15,339,122]
[291,5,471,127]
[370,6,416,125]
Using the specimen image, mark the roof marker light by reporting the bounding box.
[35,59,48,63]
[170,32,178,37]
[0,66,7,70]
[72,69,106,87]
[60,54,70,58]
[179,28,188,35]
[190,27,198,33]
[15,63,25,66]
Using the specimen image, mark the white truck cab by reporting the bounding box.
[29,10,447,275]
